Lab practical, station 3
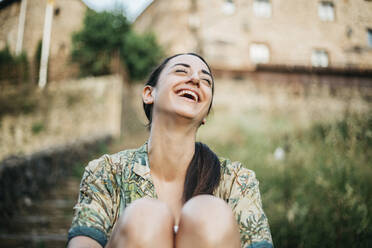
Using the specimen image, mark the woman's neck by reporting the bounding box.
[147,116,198,182]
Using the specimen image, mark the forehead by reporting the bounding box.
[165,54,210,72]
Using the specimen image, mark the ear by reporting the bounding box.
[142,85,155,104]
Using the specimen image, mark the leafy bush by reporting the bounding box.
[211,112,372,247]
[0,46,29,84]
[265,114,372,247]
[34,40,42,83]
[31,122,45,134]
[71,9,163,81]
[0,85,37,118]
[71,9,130,77]
[121,31,163,81]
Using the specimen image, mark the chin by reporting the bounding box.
[174,107,199,120]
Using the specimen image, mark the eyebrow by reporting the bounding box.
[172,63,212,77]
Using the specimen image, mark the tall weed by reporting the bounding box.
[211,112,372,247]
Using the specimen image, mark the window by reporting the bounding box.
[250,44,270,64]
[367,29,372,47]
[222,0,235,15]
[253,0,271,18]
[54,7,60,16]
[318,1,334,21]
[311,50,329,67]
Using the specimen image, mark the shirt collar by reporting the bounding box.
[132,140,152,181]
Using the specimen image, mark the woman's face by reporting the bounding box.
[144,54,213,126]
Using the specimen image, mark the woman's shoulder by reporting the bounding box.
[82,145,144,181]
[215,156,259,199]
[218,156,257,180]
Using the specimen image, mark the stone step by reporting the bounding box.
[0,233,67,248]
[0,177,79,247]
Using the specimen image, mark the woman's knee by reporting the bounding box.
[113,198,174,246]
[177,195,240,247]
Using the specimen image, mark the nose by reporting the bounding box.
[189,72,200,86]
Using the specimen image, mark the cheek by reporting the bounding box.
[204,88,213,102]
[153,84,172,104]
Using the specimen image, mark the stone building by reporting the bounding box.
[134,0,372,78]
[0,0,87,82]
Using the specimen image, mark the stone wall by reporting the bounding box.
[0,75,122,161]
[134,0,372,70]
[0,0,87,81]
[0,136,112,221]
[0,1,20,51]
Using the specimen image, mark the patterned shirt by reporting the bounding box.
[68,141,273,248]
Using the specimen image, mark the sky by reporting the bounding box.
[0,0,151,21]
[82,0,153,22]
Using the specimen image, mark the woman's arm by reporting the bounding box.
[233,167,273,248]
[217,160,273,248]
[67,236,102,248]
[67,155,119,247]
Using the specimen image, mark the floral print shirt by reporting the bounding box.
[68,141,273,248]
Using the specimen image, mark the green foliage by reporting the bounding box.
[0,46,12,63]
[0,46,29,84]
[0,85,37,118]
[71,9,130,77]
[268,114,372,247]
[71,9,163,81]
[71,162,85,179]
[121,31,164,81]
[34,40,42,83]
[71,141,108,179]
[31,122,45,134]
[212,113,372,247]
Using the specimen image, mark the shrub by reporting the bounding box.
[71,9,163,81]
[209,112,372,247]
[0,46,29,84]
[264,113,372,247]
[31,122,45,134]
[121,31,163,81]
[71,9,130,77]
[34,40,42,83]
[0,85,37,118]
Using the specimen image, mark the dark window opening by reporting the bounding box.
[54,7,60,16]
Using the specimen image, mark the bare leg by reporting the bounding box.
[107,198,174,248]
[175,195,241,248]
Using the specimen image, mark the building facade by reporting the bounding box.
[134,0,372,73]
[0,0,87,82]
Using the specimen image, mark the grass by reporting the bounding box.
[195,80,372,247]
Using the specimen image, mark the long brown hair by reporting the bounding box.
[142,53,221,202]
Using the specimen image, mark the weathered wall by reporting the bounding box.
[0,0,86,81]
[134,0,372,70]
[134,1,198,54]
[0,136,112,221]
[0,75,122,161]
[0,1,20,51]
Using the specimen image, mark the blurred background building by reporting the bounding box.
[1,0,371,84]
[0,0,86,82]
[134,0,372,85]
[135,0,372,70]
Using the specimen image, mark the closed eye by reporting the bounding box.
[175,69,187,73]
[202,78,212,86]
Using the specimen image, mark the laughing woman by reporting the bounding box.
[67,53,273,248]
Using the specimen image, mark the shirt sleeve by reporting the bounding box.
[218,160,273,248]
[68,155,119,247]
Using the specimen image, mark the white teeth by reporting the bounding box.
[177,90,198,102]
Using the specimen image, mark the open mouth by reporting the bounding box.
[175,89,199,102]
